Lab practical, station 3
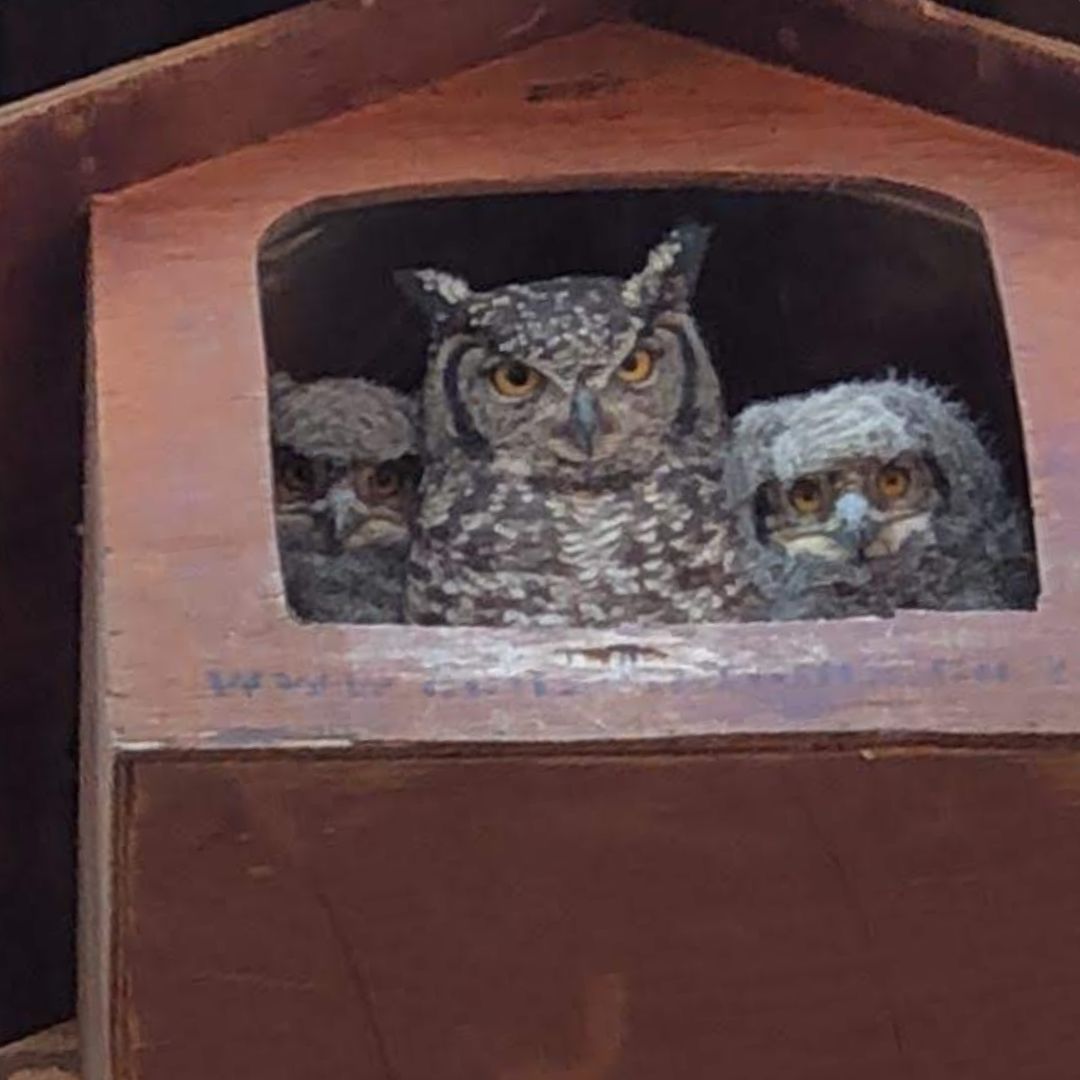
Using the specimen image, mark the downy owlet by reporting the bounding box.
[396,223,750,628]
[269,372,421,623]
[726,377,1037,620]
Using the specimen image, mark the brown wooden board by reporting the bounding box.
[0,0,613,1043]
[119,749,1080,1080]
[636,0,1080,156]
[85,21,1080,1079]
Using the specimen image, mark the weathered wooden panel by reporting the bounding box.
[120,750,1080,1080]
[636,0,1080,155]
[0,0,612,1043]
[89,22,1080,753]
[86,21,1080,1079]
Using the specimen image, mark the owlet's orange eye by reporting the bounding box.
[617,348,655,384]
[490,361,543,398]
[877,463,911,501]
[789,477,824,515]
[355,463,402,501]
[274,448,325,500]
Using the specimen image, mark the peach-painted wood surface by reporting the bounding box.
[91,22,1080,748]
[85,22,1080,1080]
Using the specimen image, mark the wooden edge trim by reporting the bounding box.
[636,0,1080,155]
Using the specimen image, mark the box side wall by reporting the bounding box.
[78,273,114,1080]
[92,24,1080,746]
[115,749,1080,1080]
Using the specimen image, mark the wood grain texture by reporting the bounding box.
[90,22,1080,749]
[0,0,613,1043]
[636,0,1080,155]
[118,749,1080,1080]
[85,21,1080,1080]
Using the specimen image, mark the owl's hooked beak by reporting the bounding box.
[567,387,600,458]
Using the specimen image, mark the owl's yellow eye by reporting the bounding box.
[789,477,824,515]
[490,361,543,398]
[617,348,655,384]
[878,463,911,501]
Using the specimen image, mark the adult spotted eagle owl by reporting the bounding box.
[726,377,1037,620]
[397,223,750,627]
[269,372,421,623]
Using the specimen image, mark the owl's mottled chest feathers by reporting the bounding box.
[406,453,742,627]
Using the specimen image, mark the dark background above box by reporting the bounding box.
[0,0,306,102]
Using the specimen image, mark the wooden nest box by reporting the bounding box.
[83,5,1080,1078]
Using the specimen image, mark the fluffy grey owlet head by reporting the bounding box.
[269,372,422,624]
[269,371,421,553]
[395,223,722,482]
[727,376,1037,618]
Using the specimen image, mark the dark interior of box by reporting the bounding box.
[259,182,1036,527]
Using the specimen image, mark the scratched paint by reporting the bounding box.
[204,652,1066,706]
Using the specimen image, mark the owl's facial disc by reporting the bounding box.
[303,455,420,551]
[273,446,341,553]
[439,273,703,475]
[350,455,421,523]
[548,385,621,463]
[758,453,941,561]
[548,340,666,464]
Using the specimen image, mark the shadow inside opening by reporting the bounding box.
[258,181,1040,624]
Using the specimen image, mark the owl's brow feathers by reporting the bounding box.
[397,222,715,455]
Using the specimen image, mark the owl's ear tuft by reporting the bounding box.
[395,267,473,328]
[621,222,713,313]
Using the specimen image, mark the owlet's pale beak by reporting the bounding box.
[832,491,877,554]
[322,482,364,544]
